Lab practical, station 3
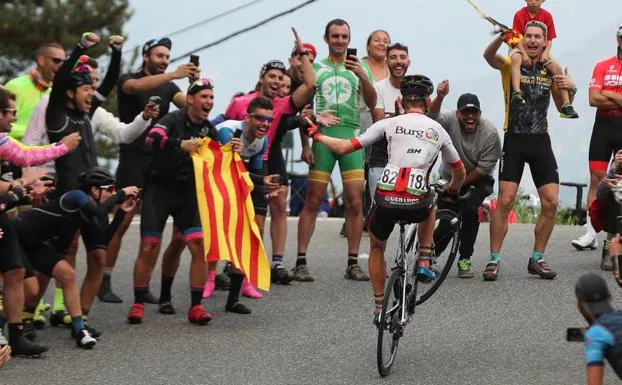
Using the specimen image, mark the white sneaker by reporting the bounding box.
[75,329,97,349]
[571,233,598,251]
[0,329,7,346]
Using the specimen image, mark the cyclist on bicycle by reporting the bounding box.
[304,75,465,319]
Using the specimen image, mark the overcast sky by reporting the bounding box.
[122,0,620,203]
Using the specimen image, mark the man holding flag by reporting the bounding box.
[128,79,240,325]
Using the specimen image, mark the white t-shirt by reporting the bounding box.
[374,77,402,116]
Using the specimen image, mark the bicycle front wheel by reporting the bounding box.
[377,268,404,377]
[415,209,460,306]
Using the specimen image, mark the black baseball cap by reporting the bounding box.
[457,93,481,112]
[575,273,614,316]
[260,60,287,77]
[142,37,172,55]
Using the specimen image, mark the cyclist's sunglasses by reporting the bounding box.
[99,184,116,193]
[2,108,17,116]
[188,78,214,95]
[48,56,65,65]
[251,113,274,124]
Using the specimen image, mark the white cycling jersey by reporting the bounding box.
[352,112,462,196]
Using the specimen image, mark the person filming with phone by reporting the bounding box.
[101,37,201,309]
[573,273,622,384]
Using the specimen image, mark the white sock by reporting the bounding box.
[586,215,596,237]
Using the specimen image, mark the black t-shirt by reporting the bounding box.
[117,71,181,153]
[146,109,216,184]
[507,63,552,135]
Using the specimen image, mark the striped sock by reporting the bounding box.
[490,253,501,262]
[272,255,283,267]
[348,253,358,266]
[531,251,544,261]
[296,253,307,267]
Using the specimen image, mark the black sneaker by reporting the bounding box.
[223,262,234,278]
[511,91,526,107]
[158,301,176,315]
[215,273,231,290]
[271,264,295,285]
[225,302,252,314]
[49,310,71,327]
[560,104,579,119]
[22,319,37,341]
[339,222,346,237]
[82,318,101,339]
[98,288,123,303]
[143,290,159,305]
[10,335,48,357]
[74,329,97,349]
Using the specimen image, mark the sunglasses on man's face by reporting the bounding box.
[2,108,17,116]
[99,184,116,193]
[48,56,65,65]
[252,114,274,124]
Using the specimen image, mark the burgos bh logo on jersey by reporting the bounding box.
[425,128,439,141]
[321,76,353,105]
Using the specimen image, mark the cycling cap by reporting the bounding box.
[188,78,214,96]
[69,65,93,89]
[260,60,287,77]
[77,167,115,190]
[291,43,318,59]
[142,37,172,55]
[400,75,434,99]
[575,273,613,316]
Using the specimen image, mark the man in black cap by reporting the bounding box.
[429,83,502,278]
[575,273,622,383]
[99,37,200,310]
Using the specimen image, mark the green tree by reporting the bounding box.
[0,0,133,82]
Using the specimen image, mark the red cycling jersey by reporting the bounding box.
[589,56,622,117]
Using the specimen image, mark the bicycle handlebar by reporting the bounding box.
[431,183,475,201]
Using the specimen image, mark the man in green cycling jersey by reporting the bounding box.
[296,19,377,282]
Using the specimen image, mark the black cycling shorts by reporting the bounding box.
[140,181,202,242]
[267,142,289,186]
[367,190,434,241]
[0,213,24,273]
[499,133,559,188]
[21,242,62,278]
[115,151,152,189]
[588,115,622,173]
[251,188,268,217]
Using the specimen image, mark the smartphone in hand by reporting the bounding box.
[190,55,200,67]
[233,129,243,139]
[566,327,584,342]
[346,48,357,60]
[147,95,161,107]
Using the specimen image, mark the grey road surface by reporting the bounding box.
[2,220,620,385]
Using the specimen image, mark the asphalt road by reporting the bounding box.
[2,220,620,385]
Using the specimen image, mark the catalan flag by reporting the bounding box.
[192,138,271,291]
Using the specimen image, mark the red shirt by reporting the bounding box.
[513,7,557,40]
[589,56,622,117]
[224,91,294,160]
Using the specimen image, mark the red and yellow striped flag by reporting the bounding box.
[192,138,271,291]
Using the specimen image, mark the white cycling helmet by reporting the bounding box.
[617,24,622,38]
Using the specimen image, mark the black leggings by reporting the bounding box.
[434,176,494,259]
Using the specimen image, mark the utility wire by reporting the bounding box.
[169,0,317,63]
[121,0,268,54]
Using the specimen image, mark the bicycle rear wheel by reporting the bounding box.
[415,209,460,306]
[377,268,404,377]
